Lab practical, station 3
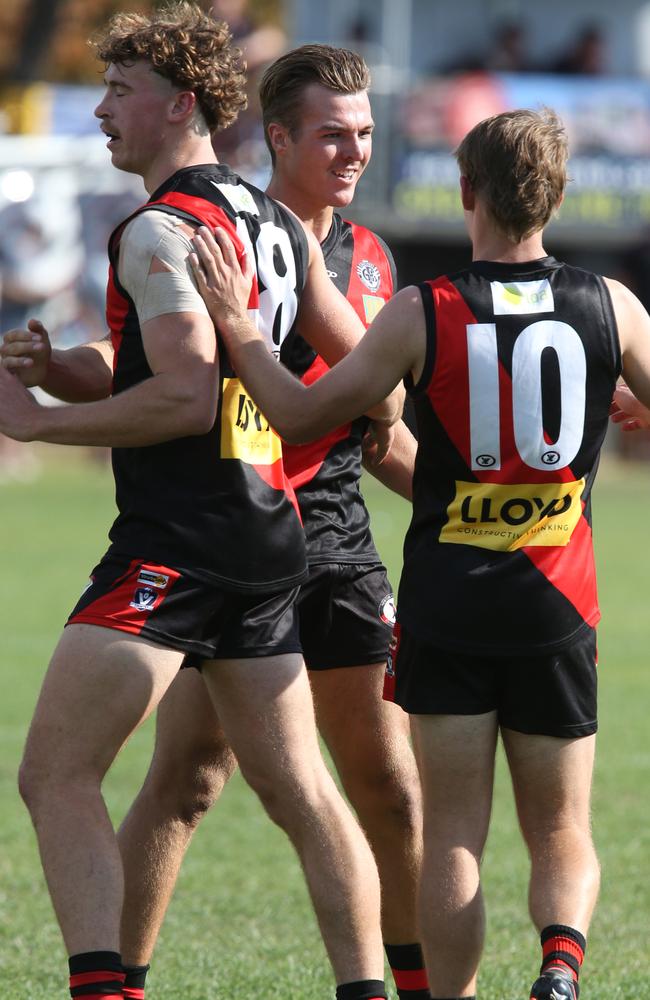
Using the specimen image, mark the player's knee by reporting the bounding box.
[149,747,237,827]
[345,761,422,832]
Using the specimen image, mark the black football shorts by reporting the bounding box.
[66,554,301,661]
[298,562,395,670]
[387,623,598,738]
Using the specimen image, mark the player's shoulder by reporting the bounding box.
[121,209,192,259]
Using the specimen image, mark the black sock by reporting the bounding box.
[336,980,387,1000]
[68,951,125,999]
[123,962,150,999]
[384,942,430,999]
[540,924,586,995]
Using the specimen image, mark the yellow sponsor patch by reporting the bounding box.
[440,479,585,551]
[362,294,386,324]
[220,377,282,465]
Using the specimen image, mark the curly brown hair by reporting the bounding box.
[455,108,568,242]
[90,1,247,133]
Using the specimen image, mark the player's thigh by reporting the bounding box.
[24,623,183,779]
[150,667,234,778]
[412,711,499,846]
[202,652,323,786]
[311,663,413,787]
[502,728,596,833]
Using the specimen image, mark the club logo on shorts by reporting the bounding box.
[130,587,157,612]
[356,259,381,293]
[379,593,396,626]
[138,569,170,589]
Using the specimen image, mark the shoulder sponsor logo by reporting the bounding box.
[138,569,170,589]
[440,479,585,551]
[210,180,260,216]
[490,279,554,316]
[130,587,158,612]
[356,259,381,292]
[220,377,282,465]
[326,269,338,279]
[379,593,396,626]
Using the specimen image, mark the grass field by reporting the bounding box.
[0,444,649,998]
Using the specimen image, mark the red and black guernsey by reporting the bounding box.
[105,163,309,593]
[398,257,621,654]
[281,214,397,565]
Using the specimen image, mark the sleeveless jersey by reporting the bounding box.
[397,256,621,654]
[105,163,309,593]
[281,214,397,565]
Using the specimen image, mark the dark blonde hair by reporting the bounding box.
[455,108,568,242]
[90,1,247,133]
[259,44,370,163]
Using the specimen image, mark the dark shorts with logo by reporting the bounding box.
[298,562,394,670]
[66,554,301,662]
[386,623,597,738]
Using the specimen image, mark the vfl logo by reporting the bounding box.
[379,594,396,626]
[356,259,381,293]
[130,587,157,612]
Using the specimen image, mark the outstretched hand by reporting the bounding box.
[1,319,52,387]
[189,226,255,331]
[609,381,650,432]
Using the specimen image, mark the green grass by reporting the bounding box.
[0,445,649,998]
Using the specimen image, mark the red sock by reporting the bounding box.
[68,951,125,999]
[123,963,149,999]
[384,942,430,999]
[540,924,586,990]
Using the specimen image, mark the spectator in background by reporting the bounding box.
[209,0,287,184]
[548,24,607,75]
[484,21,530,73]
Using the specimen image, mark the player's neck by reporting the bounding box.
[471,231,547,265]
[142,136,218,194]
[266,175,334,243]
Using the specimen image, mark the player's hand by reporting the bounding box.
[190,226,254,327]
[1,319,52,387]
[0,364,42,441]
[609,381,650,431]
[362,420,394,465]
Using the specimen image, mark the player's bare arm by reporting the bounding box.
[605,277,650,410]
[190,226,424,442]
[2,321,114,401]
[363,418,417,501]
[610,380,650,430]
[294,224,405,428]
[0,216,219,446]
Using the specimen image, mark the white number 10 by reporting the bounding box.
[466,320,587,471]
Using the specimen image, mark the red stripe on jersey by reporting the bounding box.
[251,457,303,523]
[345,221,395,318]
[284,355,350,489]
[392,968,430,991]
[524,506,600,626]
[148,192,259,310]
[69,561,181,634]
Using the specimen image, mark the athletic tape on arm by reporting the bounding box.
[118,210,210,323]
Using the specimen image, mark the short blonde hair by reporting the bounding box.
[455,108,568,242]
[90,1,247,133]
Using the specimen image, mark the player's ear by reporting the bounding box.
[169,89,197,123]
[459,175,475,210]
[267,122,290,158]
